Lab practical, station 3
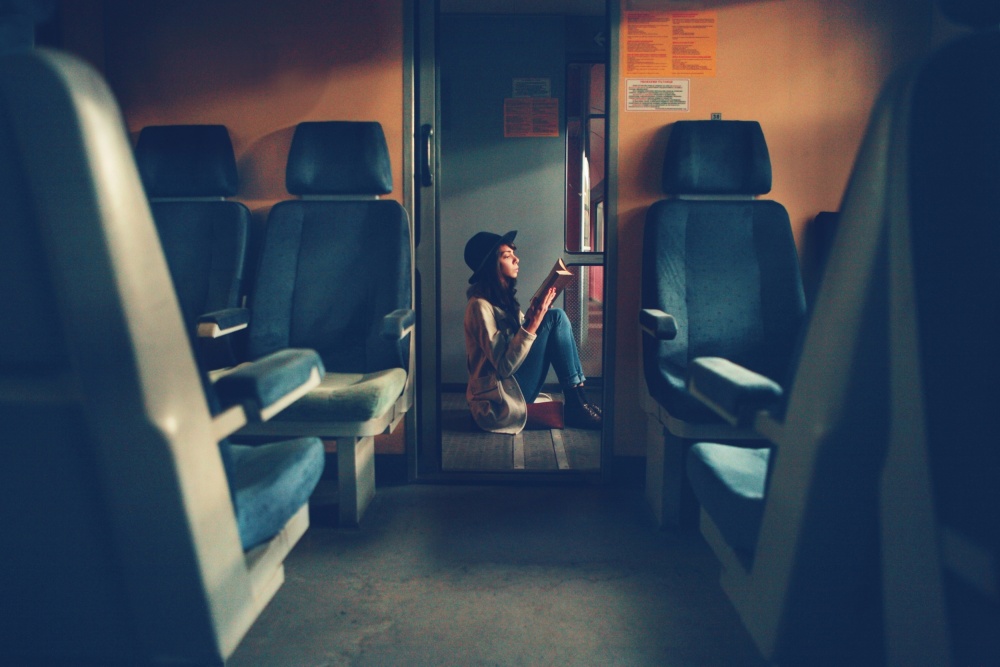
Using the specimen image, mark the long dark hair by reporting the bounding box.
[467,243,520,325]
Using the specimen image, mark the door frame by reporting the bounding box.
[406,0,622,482]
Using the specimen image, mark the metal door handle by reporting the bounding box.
[420,124,434,187]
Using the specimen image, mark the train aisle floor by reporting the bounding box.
[229,483,765,666]
[441,392,601,472]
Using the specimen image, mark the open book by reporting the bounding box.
[530,258,574,304]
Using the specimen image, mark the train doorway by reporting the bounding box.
[413,0,612,480]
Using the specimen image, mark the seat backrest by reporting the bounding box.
[730,100,896,667]
[801,210,839,307]
[0,0,51,53]
[734,9,999,660]
[0,50,262,665]
[248,120,411,373]
[135,124,251,334]
[881,3,1000,664]
[641,120,805,419]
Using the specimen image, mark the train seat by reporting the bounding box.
[237,120,415,526]
[0,49,325,665]
[640,119,805,527]
[680,1,999,661]
[135,123,252,366]
[206,364,326,551]
[679,109,893,666]
[879,2,999,663]
[685,441,770,565]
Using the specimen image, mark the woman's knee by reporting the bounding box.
[544,308,570,329]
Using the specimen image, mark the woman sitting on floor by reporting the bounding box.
[463,229,601,433]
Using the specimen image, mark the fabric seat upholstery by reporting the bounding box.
[879,3,1000,664]
[686,443,769,563]
[135,124,251,340]
[135,124,326,549]
[222,438,325,550]
[642,121,804,423]
[681,2,998,662]
[249,121,411,386]
[276,369,408,424]
[680,111,893,667]
[640,120,805,527]
[0,49,323,665]
[239,120,414,524]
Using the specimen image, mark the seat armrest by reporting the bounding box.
[381,308,416,340]
[197,307,250,338]
[211,404,249,442]
[213,348,324,422]
[687,356,782,427]
[640,308,678,340]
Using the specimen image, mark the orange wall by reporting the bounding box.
[99,0,404,216]
[612,0,931,455]
[60,0,407,454]
[57,1,943,460]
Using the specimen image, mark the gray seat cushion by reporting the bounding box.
[273,368,407,423]
[686,442,769,565]
[223,438,325,551]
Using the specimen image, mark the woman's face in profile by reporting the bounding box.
[497,244,519,280]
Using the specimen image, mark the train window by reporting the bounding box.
[563,264,604,378]
[565,62,606,254]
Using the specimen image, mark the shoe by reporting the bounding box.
[564,385,602,430]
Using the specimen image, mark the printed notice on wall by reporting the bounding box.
[624,11,716,78]
[504,98,559,138]
[512,78,551,98]
[626,79,689,112]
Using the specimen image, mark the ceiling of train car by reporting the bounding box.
[438,1,744,15]
[438,0,606,16]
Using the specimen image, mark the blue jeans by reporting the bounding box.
[514,308,586,403]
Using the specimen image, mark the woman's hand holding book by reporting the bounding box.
[524,287,556,334]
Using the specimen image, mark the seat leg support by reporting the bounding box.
[645,417,668,526]
[645,420,698,529]
[338,435,376,526]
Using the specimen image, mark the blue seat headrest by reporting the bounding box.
[135,124,239,198]
[662,120,772,196]
[286,121,393,196]
[939,0,1000,27]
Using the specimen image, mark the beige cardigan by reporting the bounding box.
[464,297,537,433]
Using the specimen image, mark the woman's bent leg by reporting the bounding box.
[542,309,586,388]
[514,309,592,411]
[512,317,551,403]
[539,309,601,429]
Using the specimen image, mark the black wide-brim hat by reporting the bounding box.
[464,230,517,284]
